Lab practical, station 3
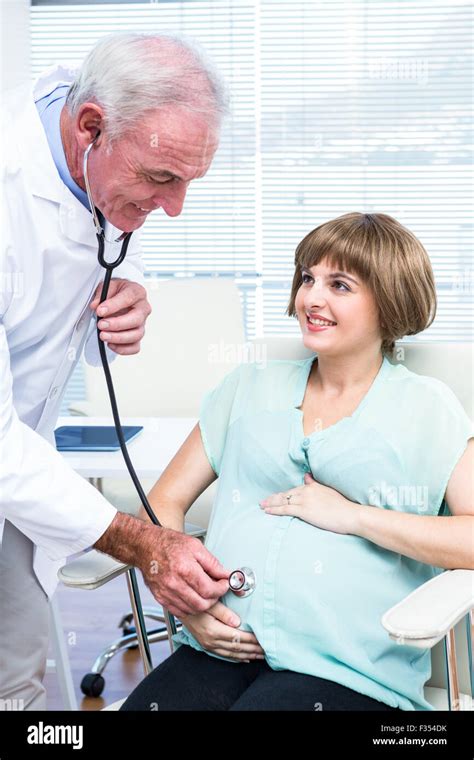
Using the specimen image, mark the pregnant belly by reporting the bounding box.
[205,509,407,645]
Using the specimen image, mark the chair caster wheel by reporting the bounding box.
[80,673,105,697]
[119,613,139,649]
[123,625,139,649]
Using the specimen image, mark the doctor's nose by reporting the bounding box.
[153,181,189,218]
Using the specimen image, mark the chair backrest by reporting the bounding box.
[251,337,473,417]
[81,278,245,416]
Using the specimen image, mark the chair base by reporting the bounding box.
[80,606,182,696]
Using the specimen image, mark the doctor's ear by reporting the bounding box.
[75,103,104,150]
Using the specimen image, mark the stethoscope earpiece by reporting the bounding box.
[83,134,129,253]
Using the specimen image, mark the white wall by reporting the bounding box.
[0,0,30,91]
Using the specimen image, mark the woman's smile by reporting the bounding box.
[306,313,337,332]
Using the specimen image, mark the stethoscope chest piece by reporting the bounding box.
[229,567,256,597]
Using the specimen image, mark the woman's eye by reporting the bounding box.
[301,274,350,291]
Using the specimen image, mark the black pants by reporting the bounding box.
[120,644,401,711]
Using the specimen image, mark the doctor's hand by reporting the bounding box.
[259,473,362,535]
[141,527,234,618]
[179,602,265,662]
[89,278,152,355]
[94,513,232,619]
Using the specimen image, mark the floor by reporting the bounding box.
[45,571,172,711]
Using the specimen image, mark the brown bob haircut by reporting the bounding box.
[286,212,437,355]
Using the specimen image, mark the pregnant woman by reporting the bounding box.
[121,212,473,712]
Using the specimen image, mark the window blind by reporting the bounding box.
[29,1,473,410]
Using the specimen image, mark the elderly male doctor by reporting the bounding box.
[0,33,231,710]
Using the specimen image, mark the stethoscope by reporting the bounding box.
[83,139,256,672]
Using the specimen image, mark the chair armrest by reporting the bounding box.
[67,400,94,416]
[382,569,474,649]
[57,522,207,590]
[58,550,129,590]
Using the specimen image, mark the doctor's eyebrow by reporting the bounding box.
[139,167,184,182]
[301,267,359,285]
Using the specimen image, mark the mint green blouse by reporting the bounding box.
[172,353,473,710]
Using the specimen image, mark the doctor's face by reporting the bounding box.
[294,257,383,357]
[82,105,220,232]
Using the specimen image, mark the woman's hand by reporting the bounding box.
[179,602,265,662]
[259,473,361,535]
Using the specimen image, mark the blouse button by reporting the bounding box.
[302,437,310,449]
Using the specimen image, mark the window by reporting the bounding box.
[30,1,473,408]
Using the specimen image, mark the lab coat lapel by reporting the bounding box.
[17,71,99,249]
[58,183,97,249]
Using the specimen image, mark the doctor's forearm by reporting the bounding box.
[94,511,156,565]
[355,506,474,570]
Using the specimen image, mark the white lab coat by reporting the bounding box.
[0,66,146,598]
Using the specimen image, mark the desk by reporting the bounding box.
[56,416,197,479]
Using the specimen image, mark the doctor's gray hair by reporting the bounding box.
[66,32,229,145]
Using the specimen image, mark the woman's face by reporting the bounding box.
[294,257,383,356]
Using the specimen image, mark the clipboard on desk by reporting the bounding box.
[55,425,143,452]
